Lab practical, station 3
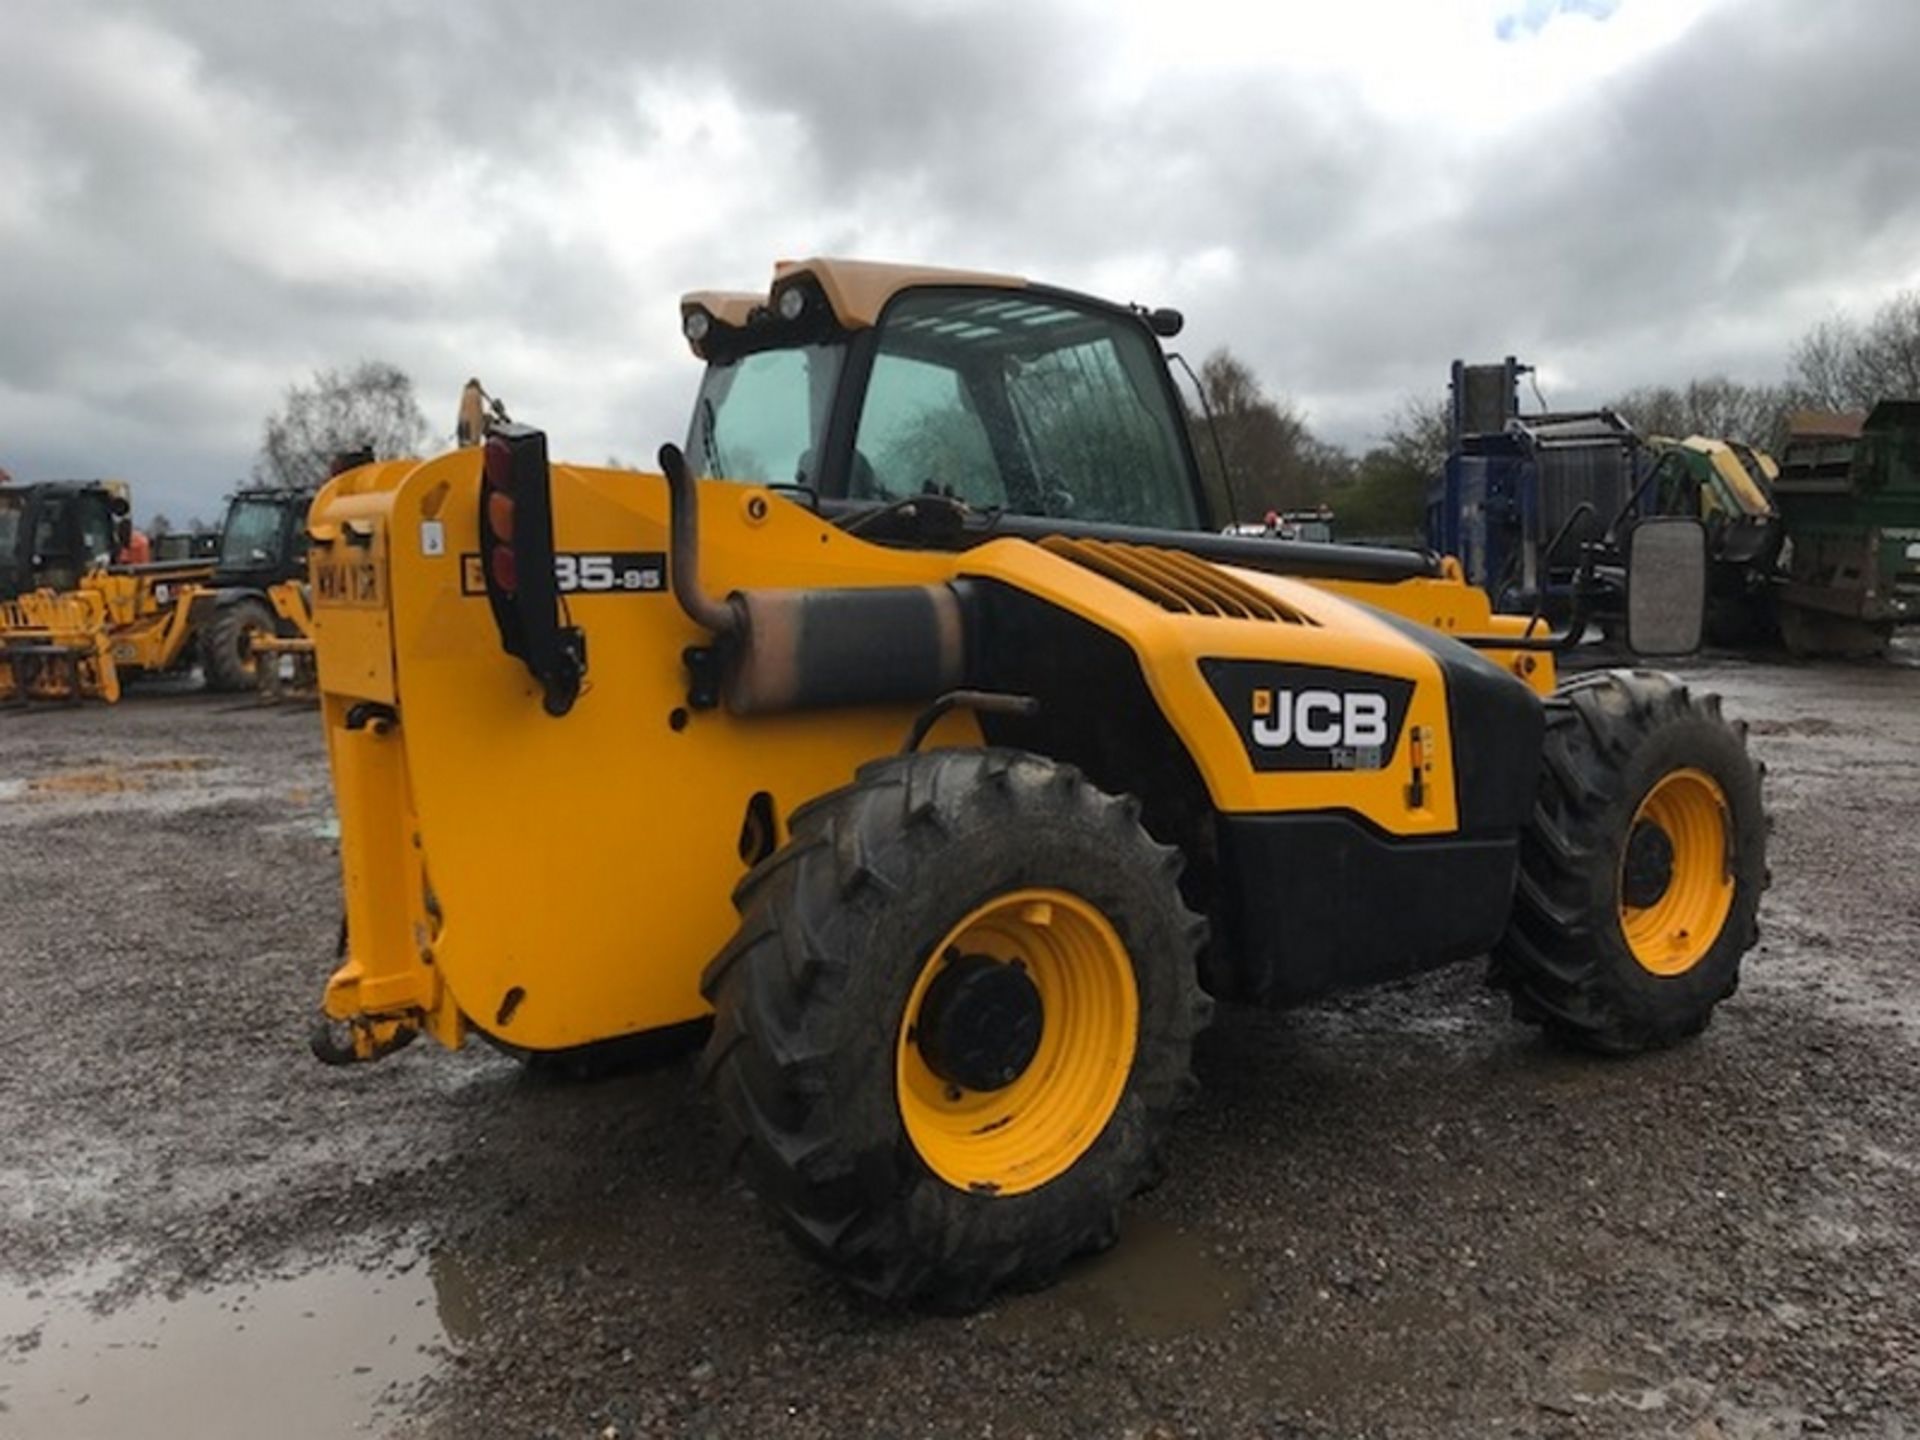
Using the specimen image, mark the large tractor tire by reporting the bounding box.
[1492,671,1767,1054]
[700,748,1211,1308]
[200,597,275,692]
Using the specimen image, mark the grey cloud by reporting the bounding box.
[2,0,1917,525]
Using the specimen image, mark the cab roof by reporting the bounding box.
[680,257,1027,358]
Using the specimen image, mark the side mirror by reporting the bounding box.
[1626,517,1707,657]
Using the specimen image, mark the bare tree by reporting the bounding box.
[1851,290,1920,401]
[1381,394,1451,477]
[1605,377,1792,447]
[1187,349,1330,517]
[1788,316,1863,412]
[255,361,431,491]
[1787,292,1920,414]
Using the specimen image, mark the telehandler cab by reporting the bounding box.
[309,260,1767,1306]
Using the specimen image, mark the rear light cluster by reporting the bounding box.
[480,436,521,594]
[476,424,584,717]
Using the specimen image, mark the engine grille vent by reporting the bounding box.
[1039,537,1311,623]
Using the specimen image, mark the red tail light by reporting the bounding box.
[485,490,516,543]
[488,544,517,593]
[481,437,519,593]
[477,425,583,716]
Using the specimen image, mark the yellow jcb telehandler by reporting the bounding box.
[307,260,1768,1306]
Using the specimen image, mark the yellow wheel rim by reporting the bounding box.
[1619,767,1734,976]
[896,888,1138,1197]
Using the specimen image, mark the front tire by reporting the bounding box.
[1492,671,1768,1053]
[700,748,1210,1308]
[200,597,275,692]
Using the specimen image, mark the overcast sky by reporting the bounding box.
[4,0,1917,523]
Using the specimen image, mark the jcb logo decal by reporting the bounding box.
[1203,659,1414,773]
[1250,688,1391,750]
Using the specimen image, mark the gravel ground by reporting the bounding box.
[2,645,1918,1439]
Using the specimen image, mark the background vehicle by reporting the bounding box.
[1641,434,1784,641]
[1228,506,1335,542]
[153,532,218,563]
[191,486,317,692]
[0,485,315,702]
[1771,403,1920,657]
[0,480,131,599]
[307,261,1766,1308]
[1428,358,1782,642]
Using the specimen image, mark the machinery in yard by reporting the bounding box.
[1428,358,1782,643]
[306,261,1768,1306]
[1228,506,1336,543]
[1639,434,1784,643]
[192,485,319,696]
[0,479,134,598]
[1,478,214,702]
[0,483,316,703]
[1770,404,1920,657]
[0,561,214,703]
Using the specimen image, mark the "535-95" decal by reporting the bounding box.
[460,551,666,597]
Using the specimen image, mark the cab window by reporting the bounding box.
[851,290,1200,530]
[75,497,116,564]
[852,353,1002,507]
[220,499,286,567]
[688,344,845,489]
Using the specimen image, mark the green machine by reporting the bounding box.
[1773,402,1920,657]
[1642,435,1783,643]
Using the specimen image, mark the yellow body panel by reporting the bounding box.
[1311,570,1557,698]
[314,456,982,1052]
[313,460,1547,1054]
[250,582,318,699]
[955,541,1461,832]
[1680,436,1776,520]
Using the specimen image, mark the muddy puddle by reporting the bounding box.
[0,1255,465,1438]
[983,1214,1252,1341]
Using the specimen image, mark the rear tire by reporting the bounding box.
[1492,671,1767,1054]
[200,597,275,692]
[700,748,1210,1308]
[1777,601,1891,659]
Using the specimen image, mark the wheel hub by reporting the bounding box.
[914,951,1044,1093]
[1622,819,1675,908]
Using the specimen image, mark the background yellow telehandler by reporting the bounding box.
[308,260,1767,1307]
[0,479,212,703]
[0,483,317,703]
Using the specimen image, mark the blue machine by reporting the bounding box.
[1427,358,1642,616]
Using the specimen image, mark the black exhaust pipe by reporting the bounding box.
[658,443,740,638]
[657,442,965,716]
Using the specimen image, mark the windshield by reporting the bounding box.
[852,291,1200,529]
[686,343,846,489]
[219,498,286,567]
[683,290,1202,531]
